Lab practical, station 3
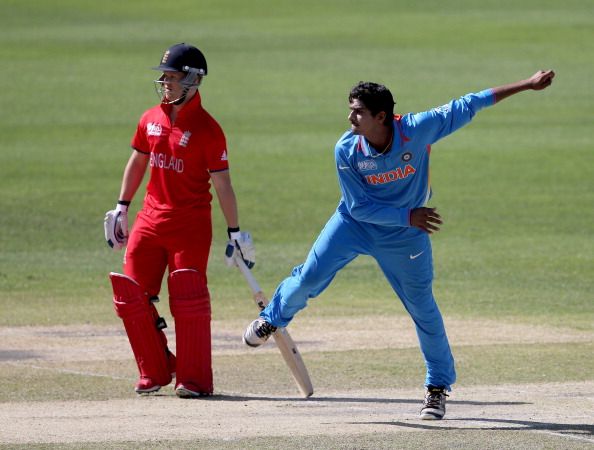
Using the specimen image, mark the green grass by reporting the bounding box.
[2,342,591,403]
[1,0,592,329]
[0,13,593,449]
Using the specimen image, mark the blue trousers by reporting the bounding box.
[260,211,456,390]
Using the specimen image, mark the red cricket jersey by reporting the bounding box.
[131,92,229,213]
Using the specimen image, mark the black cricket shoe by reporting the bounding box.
[420,385,448,420]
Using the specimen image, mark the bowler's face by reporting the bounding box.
[348,99,379,136]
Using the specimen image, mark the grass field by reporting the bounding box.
[1,0,593,448]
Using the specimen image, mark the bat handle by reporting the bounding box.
[234,254,261,294]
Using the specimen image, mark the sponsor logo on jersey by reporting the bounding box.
[358,160,377,171]
[147,122,162,137]
[365,164,416,185]
[433,104,451,115]
[402,152,412,162]
[220,150,228,161]
[179,131,192,147]
[150,152,184,173]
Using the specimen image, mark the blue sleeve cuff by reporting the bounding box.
[477,88,496,106]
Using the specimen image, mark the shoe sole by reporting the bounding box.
[242,335,264,348]
[420,411,444,420]
[135,385,161,394]
[175,387,212,399]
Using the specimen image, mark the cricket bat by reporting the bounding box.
[234,255,314,398]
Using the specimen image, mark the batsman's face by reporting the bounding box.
[159,71,185,102]
[348,99,383,136]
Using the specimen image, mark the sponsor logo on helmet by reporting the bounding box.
[179,131,191,147]
[147,122,162,137]
[365,164,416,185]
[402,152,412,162]
[358,160,377,171]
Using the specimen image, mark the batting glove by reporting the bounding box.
[104,201,129,251]
[225,229,255,269]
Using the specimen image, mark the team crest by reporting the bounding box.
[401,152,412,162]
[179,131,191,147]
[358,160,377,171]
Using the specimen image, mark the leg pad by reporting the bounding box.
[110,272,172,388]
[168,269,212,394]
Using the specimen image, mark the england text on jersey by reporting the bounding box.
[150,152,185,173]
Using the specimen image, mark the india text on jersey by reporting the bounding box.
[365,164,416,185]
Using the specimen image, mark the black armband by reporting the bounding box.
[118,200,131,206]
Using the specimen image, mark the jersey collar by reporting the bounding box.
[160,90,203,119]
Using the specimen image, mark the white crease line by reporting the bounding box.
[535,430,594,444]
[4,361,133,381]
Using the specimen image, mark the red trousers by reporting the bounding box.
[123,207,212,296]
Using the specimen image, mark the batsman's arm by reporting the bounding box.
[118,149,149,203]
[210,170,239,230]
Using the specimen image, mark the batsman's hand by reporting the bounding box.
[410,207,442,234]
[104,203,129,251]
[225,230,255,269]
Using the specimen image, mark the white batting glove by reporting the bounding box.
[225,230,255,268]
[104,202,129,251]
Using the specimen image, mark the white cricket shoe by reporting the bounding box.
[175,383,212,399]
[420,386,448,420]
[243,318,277,347]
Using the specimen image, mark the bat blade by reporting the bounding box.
[235,257,314,398]
[252,291,313,398]
[271,326,314,398]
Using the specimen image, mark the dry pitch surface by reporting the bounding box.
[1,317,593,447]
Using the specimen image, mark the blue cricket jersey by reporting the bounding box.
[335,88,495,237]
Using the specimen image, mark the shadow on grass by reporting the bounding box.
[0,350,41,361]
[352,418,594,437]
[173,393,529,406]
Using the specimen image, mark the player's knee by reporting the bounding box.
[109,272,149,318]
[168,269,210,317]
[297,266,334,295]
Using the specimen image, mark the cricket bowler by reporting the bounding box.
[243,70,555,419]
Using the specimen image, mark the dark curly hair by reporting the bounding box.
[349,82,396,125]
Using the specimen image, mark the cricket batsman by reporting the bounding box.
[104,43,254,398]
[243,70,555,418]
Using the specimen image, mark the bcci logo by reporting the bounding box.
[358,160,378,171]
